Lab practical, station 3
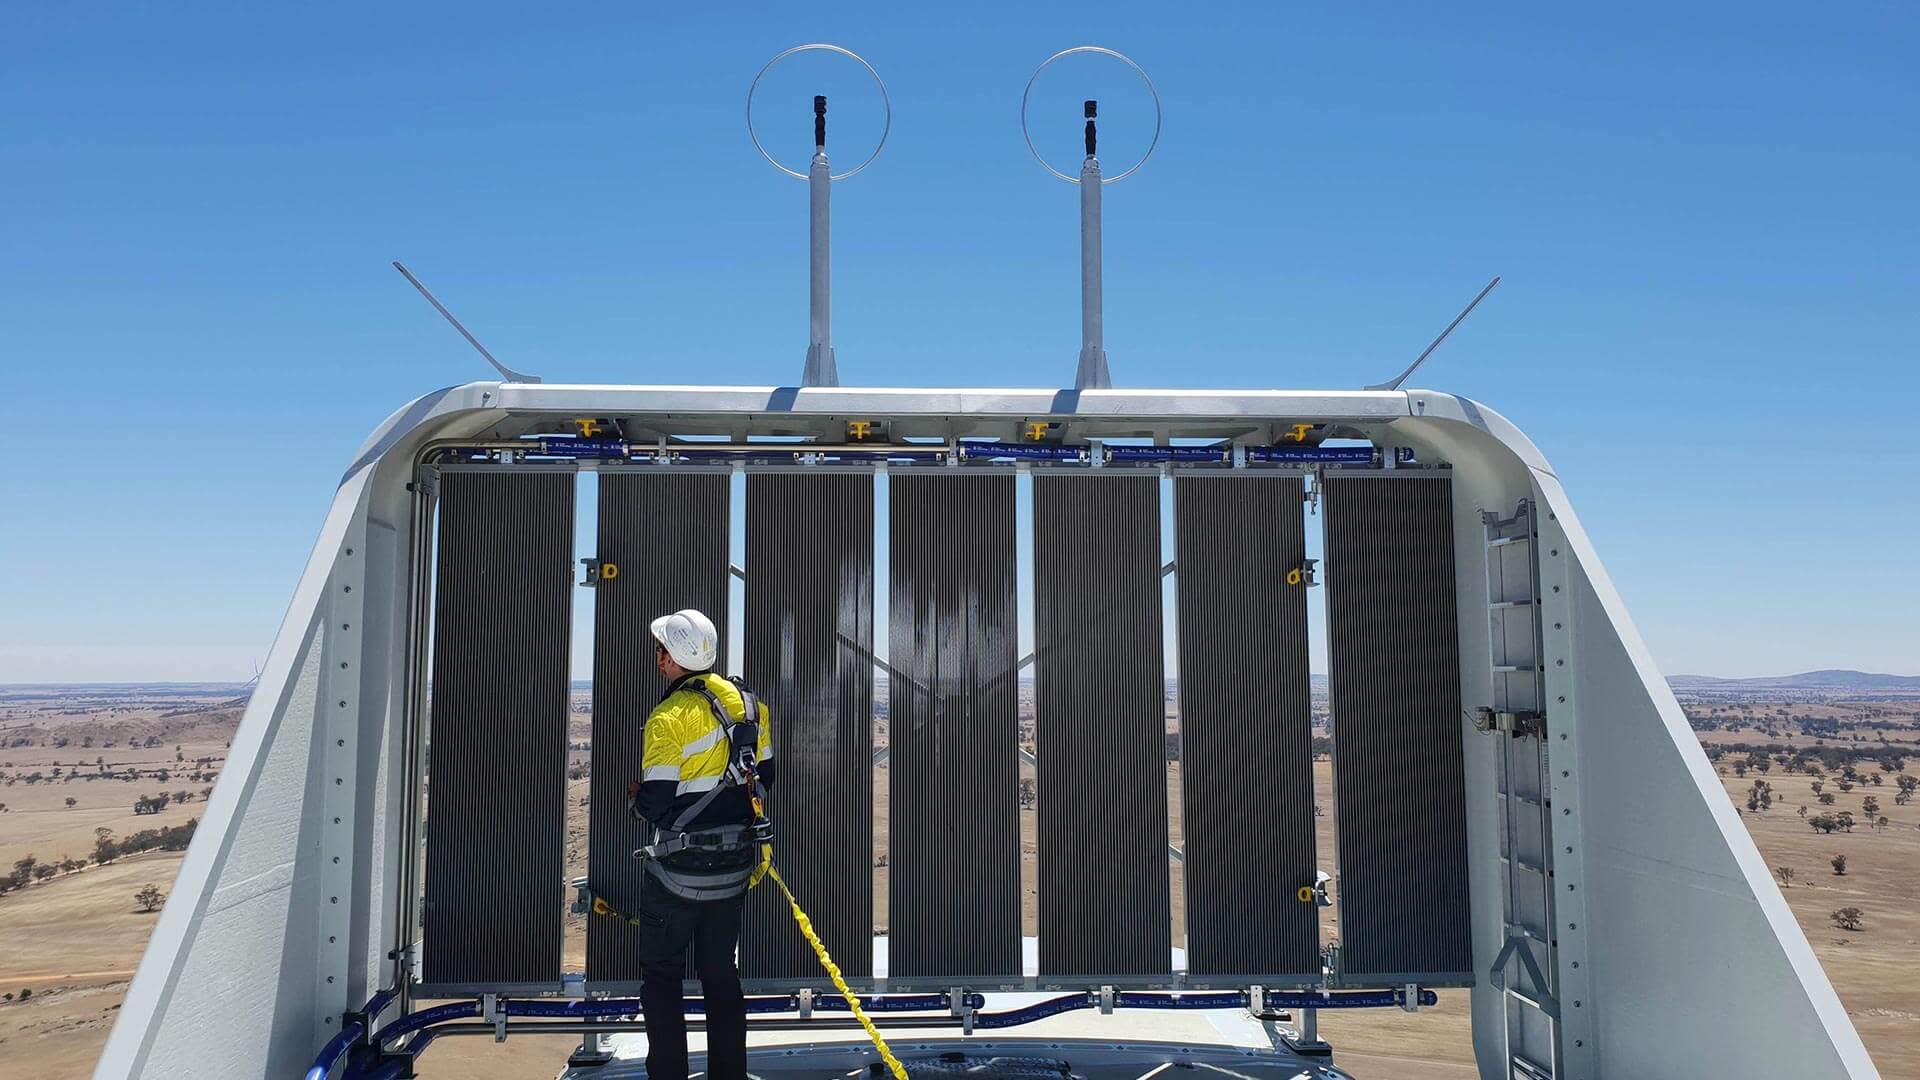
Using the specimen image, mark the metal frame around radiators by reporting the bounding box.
[382,383,1460,1000]
[398,456,1450,999]
[96,382,1881,1080]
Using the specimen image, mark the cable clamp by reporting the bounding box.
[482,992,506,1042]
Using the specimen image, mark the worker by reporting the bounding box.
[625,608,774,1080]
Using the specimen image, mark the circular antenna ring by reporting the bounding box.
[747,43,891,181]
[1021,45,1161,184]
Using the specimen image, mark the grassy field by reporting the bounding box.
[3,697,1916,1079]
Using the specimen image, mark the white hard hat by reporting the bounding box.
[650,608,718,670]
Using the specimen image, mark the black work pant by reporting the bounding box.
[636,873,747,1080]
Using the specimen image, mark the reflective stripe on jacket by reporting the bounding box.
[635,671,775,830]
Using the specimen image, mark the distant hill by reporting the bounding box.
[1667,669,1920,691]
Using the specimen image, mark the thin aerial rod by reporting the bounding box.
[391,261,542,384]
[802,95,839,387]
[1366,276,1500,392]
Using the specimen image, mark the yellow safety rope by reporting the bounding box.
[762,861,908,1080]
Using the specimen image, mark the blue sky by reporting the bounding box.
[2,2,1916,682]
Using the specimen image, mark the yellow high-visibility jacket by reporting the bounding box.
[635,671,774,830]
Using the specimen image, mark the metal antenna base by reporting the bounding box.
[804,343,839,389]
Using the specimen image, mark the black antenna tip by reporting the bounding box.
[814,95,827,114]
[1084,99,1097,118]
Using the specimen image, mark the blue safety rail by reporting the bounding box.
[319,987,1440,1078]
[430,436,1380,467]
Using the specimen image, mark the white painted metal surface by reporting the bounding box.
[93,381,1882,1079]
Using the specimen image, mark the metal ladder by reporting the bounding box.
[1479,501,1561,1080]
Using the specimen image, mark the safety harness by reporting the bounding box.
[634,675,773,902]
[598,673,909,1080]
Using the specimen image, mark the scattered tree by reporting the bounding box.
[17,988,28,1001]
[1017,778,1036,809]
[1809,814,1840,834]
[1830,907,1864,932]
[1862,796,1880,816]
[1831,854,1848,875]
[1837,811,1856,832]
[64,797,77,809]
[135,884,166,913]
[1774,866,1796,888]
[1818,792,1836,805]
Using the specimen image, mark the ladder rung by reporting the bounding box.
[1504,983,1556,1014]
[1498,789,1549,808]
[1493,664,1541,673]
[1488,534,1532,548]
[1490,599,1536,609]
[1511,1051,1554,1080]
[1502,855,1551,877]
[1501,923,1550,945]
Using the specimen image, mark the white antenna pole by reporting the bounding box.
[750,45,889,388]
[803,95,838,387]
[1076,100,1110,390]
[1024,49,1158,390]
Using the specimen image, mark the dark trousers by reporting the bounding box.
[637,874,747,1080]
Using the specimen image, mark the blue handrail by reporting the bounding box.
[326,985,1435,1076]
